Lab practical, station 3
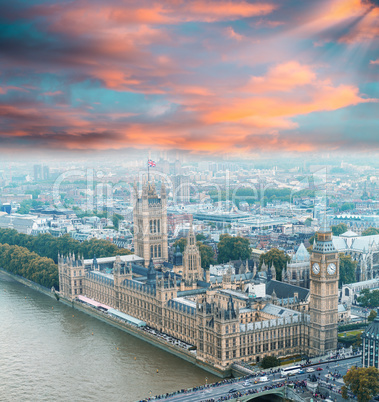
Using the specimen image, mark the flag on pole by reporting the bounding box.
[148,159,156,167]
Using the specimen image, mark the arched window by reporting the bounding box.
[154,245,158,257]
[158,220,160,233]
[150,245,153,258]
[158,245,161,257]
[154,220,157,233]
[150,220,153,233]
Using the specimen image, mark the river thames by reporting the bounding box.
[0,273,218,402]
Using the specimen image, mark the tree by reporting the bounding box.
[341,366,379,402]
[368,310,377,322]
[173,238,187,253]
[362,227,379,236]
[0,228,131,264]
[304,217,312,227]
[18,199,32,214]
[112,213,124,230]
[339,254,357,286]
[217,235,251,263]
[259,248,290,280]
[196,233,207,242]
[340,202,355,212]
[261,356,280,369]
[357,289,379,308]
[332,223,348,236]
[197,242,215,269]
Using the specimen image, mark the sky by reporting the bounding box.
[0,0,378,157]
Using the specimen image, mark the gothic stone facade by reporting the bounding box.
[58,216,338,368]
[133,181,168,267]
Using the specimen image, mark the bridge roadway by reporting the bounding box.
[152,355,361,402]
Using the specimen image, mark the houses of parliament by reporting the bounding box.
[58,181,339,369]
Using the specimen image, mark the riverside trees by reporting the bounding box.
[0,229,131,263]
[0,243,58,289]
[0,228,132,289]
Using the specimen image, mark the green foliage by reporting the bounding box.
[368,309,377,322]
[338,323,368,332]
[17,199,44,214]
[173,238,187,253]
[112,213,124,230]
[341,202,355,212]
[308,234,315,248]
[338,332,362,348]
[217,234,251,263]
[196,233,207,242]
[361,227,379,236]
[339,253,357,286]
[18,200,32,214]
[173,237,216,269]
[0,243,58,289]
[332,223,348,236]
[341,366,379,402]
[0,229,131,265]
[304,217,312,227]
[261,356,280,369]
[25,189,41,200]
[259,248,290,280]
[357,288,379,308]
[197,242,215,269]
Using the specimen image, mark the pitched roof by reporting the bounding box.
[362,309,379,339]
[266,280,309,301]
[340,230,358,237]
[291,243,310,263]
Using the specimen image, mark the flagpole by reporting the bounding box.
[148,159,150,182]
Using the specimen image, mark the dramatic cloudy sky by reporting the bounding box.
[0,0,378,156]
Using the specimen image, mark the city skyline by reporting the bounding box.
[0,0,378,157]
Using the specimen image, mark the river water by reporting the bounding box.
[0,273,218,402]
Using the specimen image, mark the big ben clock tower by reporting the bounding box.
[309,216,339,356]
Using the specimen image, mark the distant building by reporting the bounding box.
[173,175,190,203]
[362,308,379,369]
[34,164,42,181]
[1,203,11,214]
[282,243,310,288]
[333,230,379,281]
[341,278,379,306]
[33,164,49,181]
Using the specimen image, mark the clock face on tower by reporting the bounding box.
[327,263,336,275]
[312,263,320,275]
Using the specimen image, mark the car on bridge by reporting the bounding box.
[228,388,238,393]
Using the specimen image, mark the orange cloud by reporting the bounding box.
[184,1,276,22]
[247,61,317,93]
[225,26,243,41]
[38,1,276,34]
[371,59,379,65]
[202,83,369,125]
[293,0,379,44]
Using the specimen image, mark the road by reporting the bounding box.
[152,355,362,402]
